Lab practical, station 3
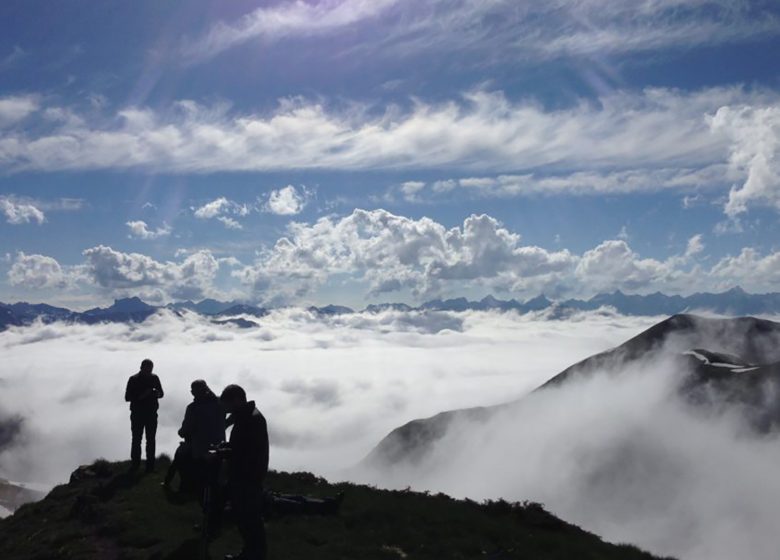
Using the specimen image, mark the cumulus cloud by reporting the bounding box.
[4,246,233,303]
[193,197,250,229]
[236,208,577,302]
[81,245,222,301]
[710,104,780,216]
[10,207,780,302]
[710,248,780,291]
[235,209,719,302]
[575,240,680,293]
[0,196,45,225]
[264,185,307,216]
[126,220,172,240]
[8,253,68,289]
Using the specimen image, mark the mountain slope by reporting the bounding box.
[365,314,780,469]
[0,459,670,560]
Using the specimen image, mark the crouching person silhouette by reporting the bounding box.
[164,379,225,493]
[125,358,164,472]
[214,384,269,560]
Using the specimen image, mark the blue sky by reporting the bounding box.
[1,0,779,308]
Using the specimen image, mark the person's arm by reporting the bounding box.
[178,404,193,439]
[244,415,269,479]
[154,375,164,399]
[124,377,134,402]
[258,415,269,479]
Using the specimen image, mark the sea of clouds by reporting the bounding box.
[1,308,779,560]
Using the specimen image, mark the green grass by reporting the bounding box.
[0,458,674,560]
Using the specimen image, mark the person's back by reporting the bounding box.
[166,380,224,492]
[219,384,269,560]
[180,381,225,459]
[227,401,269,485]
[125,370,163,414]
[124,358,164,472]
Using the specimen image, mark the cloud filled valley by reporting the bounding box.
[1,309,780,559]
[0,308,653,484]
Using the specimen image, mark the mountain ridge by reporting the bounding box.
[2,287,780,330]
[363,313,780,470]
[0,459,671,560]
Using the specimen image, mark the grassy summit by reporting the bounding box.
[0,458,672,560]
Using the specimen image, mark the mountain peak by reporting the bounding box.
[109,297,155,312]
[724,285,747,295]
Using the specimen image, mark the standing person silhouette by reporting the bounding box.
[164,379,225,492]
[124,358,164,472]
[217,384,269,560]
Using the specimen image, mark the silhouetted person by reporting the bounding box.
[216,384,269,560]
[164,379,225,492]
[125,358,163,472]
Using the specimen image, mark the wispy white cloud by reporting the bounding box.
[183,0,399,61]
[0,46,26,71]
[394,165,729,201]
[0,196,45,225]
[126,220,172,240]
[0,95,39,128]
[1,87,765,180]
[185,0,780,63]
[193,197,250,230]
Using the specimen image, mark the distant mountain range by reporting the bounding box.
[1,287,779,330]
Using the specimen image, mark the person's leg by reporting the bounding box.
[145,413,158,471]
[164,444,183,486]
[232,486,266,560]
[130,412,143,469]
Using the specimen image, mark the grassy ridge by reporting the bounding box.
[0,458,672,560]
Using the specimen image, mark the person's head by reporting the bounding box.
[140,359,154,374]
[191,379,214,399]
[220,384,247,413]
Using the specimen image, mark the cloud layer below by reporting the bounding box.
[1,309,779,560]
[0,309,656,485]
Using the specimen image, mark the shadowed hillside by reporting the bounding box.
[0,458,671,560]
